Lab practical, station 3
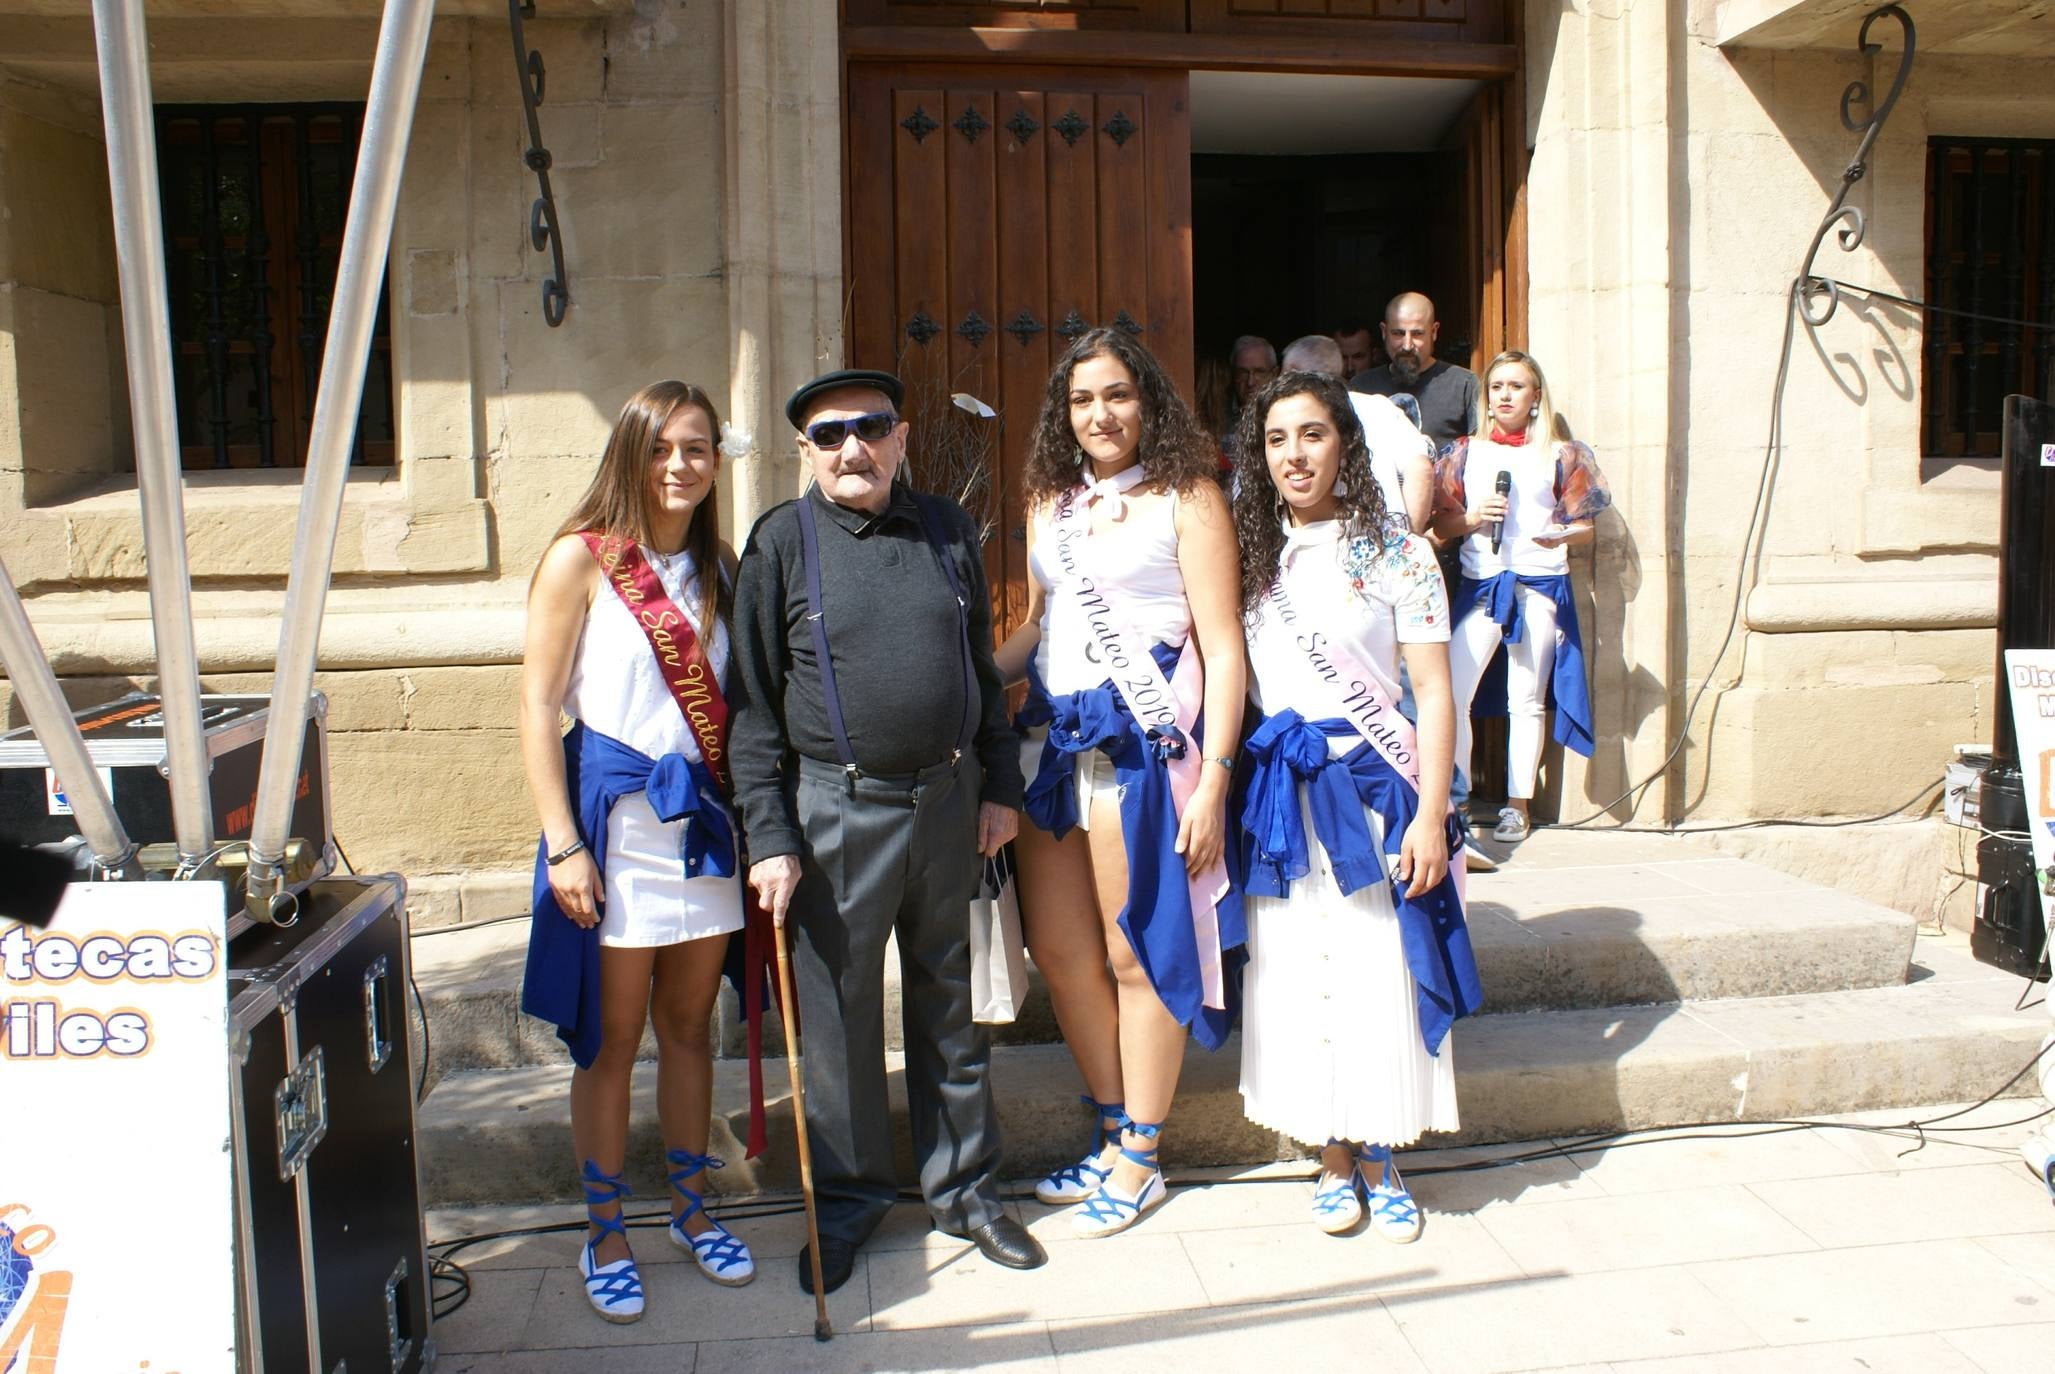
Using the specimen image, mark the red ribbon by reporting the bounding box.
[582,533,731,788]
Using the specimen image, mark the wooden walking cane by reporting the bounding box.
[773,916,832,1341]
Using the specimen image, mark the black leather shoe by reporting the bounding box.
[960,1216,1048,1271]
[798,1235,858,1295]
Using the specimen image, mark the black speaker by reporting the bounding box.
[1973,834,2050,981]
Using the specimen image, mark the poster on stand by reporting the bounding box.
[0,880,233,1372]
[2004,649,2055,940]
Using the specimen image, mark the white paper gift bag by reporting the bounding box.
[969,844,1028,1025]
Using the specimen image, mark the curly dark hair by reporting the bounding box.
[1021,327,1220,510]
[1230,371,1393,616]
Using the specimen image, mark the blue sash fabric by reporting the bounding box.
[521,721,738,1068]
[1455,571,1594,758]
[1017,642,1245,1050]
[1238,708,1481,1056]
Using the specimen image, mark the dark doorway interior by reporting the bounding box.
[1192,151,1469,381]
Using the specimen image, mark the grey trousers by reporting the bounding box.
[788,752,1004,1243]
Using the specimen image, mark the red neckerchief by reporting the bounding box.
[1489,424,1533,446]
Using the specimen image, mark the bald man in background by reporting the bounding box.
[1349,291,1479,446]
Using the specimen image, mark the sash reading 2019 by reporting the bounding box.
[0,926,218,1059]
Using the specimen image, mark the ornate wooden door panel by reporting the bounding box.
[1454,74,1527,371]
[846,0,1186,31]
[847,64,1193,636]
[1188,0,1504,45]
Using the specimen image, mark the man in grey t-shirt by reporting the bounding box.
[1349,291,1479,446]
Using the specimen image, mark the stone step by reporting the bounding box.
[414,929,2033,1207]
[406,855,1918,1082]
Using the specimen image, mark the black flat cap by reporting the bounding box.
[785,368,905,428]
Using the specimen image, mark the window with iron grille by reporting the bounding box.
[1922,137,2055,459]
[157,103,396,469]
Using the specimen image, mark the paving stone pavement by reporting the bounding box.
[425,1097,2055,1372]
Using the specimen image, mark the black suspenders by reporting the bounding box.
[796,489,979,788]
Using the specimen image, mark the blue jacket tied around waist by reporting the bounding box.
[1239,708,1481,1055]
[522,721,737,1068]
[1017,642,1246,1050]
[1456,570,1594,758]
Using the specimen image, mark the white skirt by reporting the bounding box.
[1240,794,1460,1149]
[596,790,745,948]
[1019,726,1121,832]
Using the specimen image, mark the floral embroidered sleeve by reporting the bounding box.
[1552,440,1612,525]
[1371,534,1451,644]
[1431,436,1470,524]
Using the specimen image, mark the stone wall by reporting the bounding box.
[0,1,840,904]
[1526,2,2021,827]
[0,73,126,513]
[2,0,2035,916]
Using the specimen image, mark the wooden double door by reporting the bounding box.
[846,61,1525,636]
[847,65,1193,636]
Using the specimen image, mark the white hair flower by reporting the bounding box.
[718,422,753,459]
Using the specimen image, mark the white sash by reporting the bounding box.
[1264,532,1466,894]
[1263,568,1422,795]
[1048,478,1229,1010]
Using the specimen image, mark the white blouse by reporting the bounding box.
[1245,520,1450,718]
[564,545,729,763]
[1030,465,1192,694]
[1453,435,1569,579]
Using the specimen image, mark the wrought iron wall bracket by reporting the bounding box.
[1797,3,1914,329]
[510,1,569,326]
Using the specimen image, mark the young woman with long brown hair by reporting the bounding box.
[519,381,755,1322]
[994,329,1246,1237]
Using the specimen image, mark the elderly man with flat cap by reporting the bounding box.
[729,367,1046,1293]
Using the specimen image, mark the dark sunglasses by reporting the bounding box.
[805,411,897,449]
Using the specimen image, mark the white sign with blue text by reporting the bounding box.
[0,880,234,1372]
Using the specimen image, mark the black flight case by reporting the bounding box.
[229,874,434,1373]
[0,691,336,936]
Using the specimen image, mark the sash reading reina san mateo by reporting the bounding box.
[1265,572,1420,790]
[584,532,729,786]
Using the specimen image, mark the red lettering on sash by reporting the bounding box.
[581,532,730,789]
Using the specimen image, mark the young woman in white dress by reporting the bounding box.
[1231,372,1483,1241]
[1430,351,1611,844]
[995,328,1246,1238]
[519,381,755,1322]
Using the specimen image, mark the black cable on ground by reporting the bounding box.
[419,1039,2055,1323]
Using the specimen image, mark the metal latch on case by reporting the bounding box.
[274,1043,329,1180]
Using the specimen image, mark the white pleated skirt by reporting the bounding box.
[595,790,745,949]
[1240,792,1461,1149]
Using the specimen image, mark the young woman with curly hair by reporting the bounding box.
[1231,372,1481,1243]
[994,328,1247,1237]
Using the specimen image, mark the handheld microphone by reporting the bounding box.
[1489,469,1512,554]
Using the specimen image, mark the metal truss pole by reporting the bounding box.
[90,0,213,870]
[245,0,438,922]
[0,556,139,879]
